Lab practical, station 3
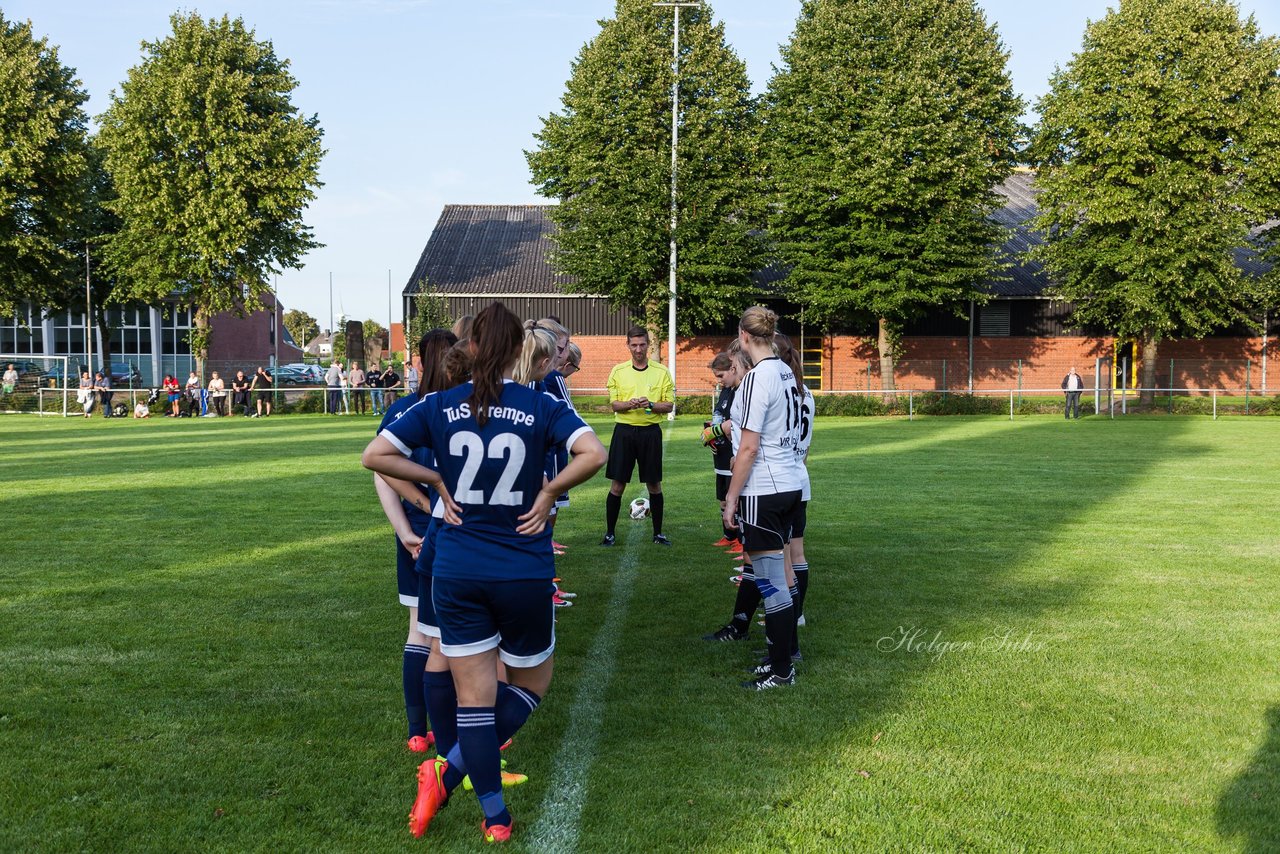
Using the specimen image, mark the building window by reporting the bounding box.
[979,302,1011,337]
[0,304,44,354]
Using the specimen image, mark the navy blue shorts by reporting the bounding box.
[414,518,442,638]
[396,537,418,606]
[432,577,556,667]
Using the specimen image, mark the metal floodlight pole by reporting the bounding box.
[655,1,699,420]
[84,243,91,376]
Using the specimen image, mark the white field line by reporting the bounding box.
[527,429,667,851]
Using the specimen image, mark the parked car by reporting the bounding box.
[43,361,143,387]
[281,363,323,383]
[43,363,89,387]
[273,365,316,387]
[106,361,144,386]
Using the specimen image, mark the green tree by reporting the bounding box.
[283,308,319,350]
[1030,0,1280,403]
[96,12,324,377]
[762,0,1023,392]
[362,318,387,345]
[527,0,766,343]
[408,281,451,344]
[0,14,90,316]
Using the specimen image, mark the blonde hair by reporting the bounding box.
[739,306,779,342]
[727,338,753,371]
[514,322,559,384]
[564,342,582,369]
[535,317,570,340]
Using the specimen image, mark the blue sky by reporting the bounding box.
[9,0,1280,332]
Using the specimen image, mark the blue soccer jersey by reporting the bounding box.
[380,380,594,581]
[542,370,573,479]
[378,393,435,528]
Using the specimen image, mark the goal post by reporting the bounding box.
[0,355,70,417]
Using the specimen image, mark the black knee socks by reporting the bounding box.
[605,492,622,536]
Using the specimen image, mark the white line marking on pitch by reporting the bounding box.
[527,428,667,852]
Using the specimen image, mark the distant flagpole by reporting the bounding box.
[654,1,700,419]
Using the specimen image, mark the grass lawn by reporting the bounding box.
[0,412,1277,852]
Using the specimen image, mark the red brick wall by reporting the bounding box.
[566,333,1277,395]
[207,293,304,364]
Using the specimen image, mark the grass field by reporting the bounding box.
[1,412,1277,852]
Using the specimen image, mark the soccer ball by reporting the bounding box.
[629,497,651,519]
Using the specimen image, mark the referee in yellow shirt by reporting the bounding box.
[601,327,675,546]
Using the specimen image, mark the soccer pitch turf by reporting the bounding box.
[1,413,1277,852]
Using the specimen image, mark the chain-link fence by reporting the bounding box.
[837,357,1270,395]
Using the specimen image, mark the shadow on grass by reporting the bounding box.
[569,417,1213,849]
[1217,706,1280,854]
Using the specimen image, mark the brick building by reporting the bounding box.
[402,173,1276,396]
[1,291,303,386]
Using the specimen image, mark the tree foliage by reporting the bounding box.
[409,281,451,342]
[762,0,1023,375]
[527,0,766,337]
[0,14,90,316]
[96,12,324,370]
[283,308,319,348]
[1029,0,1280,396]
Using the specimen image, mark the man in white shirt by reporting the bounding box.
[1061,366,1084,419]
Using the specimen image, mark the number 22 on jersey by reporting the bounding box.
[449,431,526,506]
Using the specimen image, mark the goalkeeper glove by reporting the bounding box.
[700,422,725,446]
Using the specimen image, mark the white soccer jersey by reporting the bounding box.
[797,386,814,501]
[730,356,805,496]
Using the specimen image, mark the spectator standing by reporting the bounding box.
[368,361,384,415]
[163,374,182,417]
[95,371,114,418]
[208,372,227,416]
[231,370,252,416]
[2,364,17,396]
[252,366,274,418]
[1062,366,1084,419]
[185,371,202,416]
[382,362,402,408]
[349,360,367,414]
[601,326,675,547]
[77,370,94,417]
[405,355,420,396]
[325,360,343,414]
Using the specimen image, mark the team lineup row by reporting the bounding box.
[359,303,813,844]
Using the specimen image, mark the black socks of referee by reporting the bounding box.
[605,492,622,536]
[649,492,664,536]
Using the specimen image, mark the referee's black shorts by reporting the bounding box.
[606,423,663,484]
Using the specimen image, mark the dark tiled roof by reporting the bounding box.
[404,205,575,297]
[990,170,1047,297]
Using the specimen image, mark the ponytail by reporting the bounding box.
[417,329,459,398]
[469,302,523,427]
[515,322,559,384]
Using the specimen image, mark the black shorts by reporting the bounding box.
[791,501,808,538]
[716,473,732,502]
[735,491,802,552]
[256,389,272,403]
[606,423,663,484]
